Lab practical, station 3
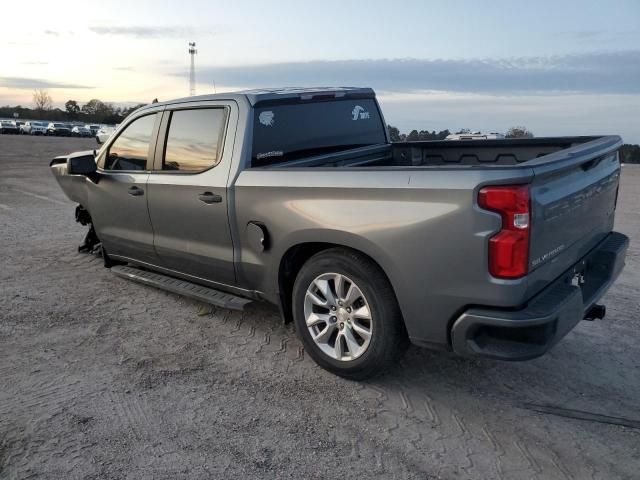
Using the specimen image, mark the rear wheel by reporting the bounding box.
[292,248,408,379]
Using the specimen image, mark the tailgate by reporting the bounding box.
[528,136,621,277]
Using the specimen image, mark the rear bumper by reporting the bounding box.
[451,231,629,360]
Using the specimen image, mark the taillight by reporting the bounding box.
[478,185,530,279]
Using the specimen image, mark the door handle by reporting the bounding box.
[128,186,144,196]
[198,191,222,204]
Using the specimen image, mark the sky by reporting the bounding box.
[1,0,639,141]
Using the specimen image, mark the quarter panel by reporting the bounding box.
[233,167,534,346]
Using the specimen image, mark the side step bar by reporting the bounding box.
[111,265,252,311]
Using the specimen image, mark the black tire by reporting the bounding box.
[292,248,408,380]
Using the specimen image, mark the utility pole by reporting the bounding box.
[188,42,197,96]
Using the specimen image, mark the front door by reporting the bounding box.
[89,112,161,262]
[146,105,236,286]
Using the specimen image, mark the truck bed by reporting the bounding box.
[260,136,615,169]
[237,133,622,348]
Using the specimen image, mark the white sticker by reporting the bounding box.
[259,111,275,126]
[351,105,371,121]
[256,150,283,160]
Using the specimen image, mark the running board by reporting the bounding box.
[111,265,252,310]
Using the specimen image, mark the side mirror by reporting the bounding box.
[67,154,97,175]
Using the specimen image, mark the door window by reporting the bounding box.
[104,114,157,171]
[162,108,227,173]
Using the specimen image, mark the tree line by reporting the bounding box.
[388,124,640,164]
[3,90,639,164]
[387,125,534,142]
[0,89,146,125]
[620,144,640,164]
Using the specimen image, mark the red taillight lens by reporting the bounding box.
[478,185,530,279]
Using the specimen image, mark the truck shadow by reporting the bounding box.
[241,300,638,424]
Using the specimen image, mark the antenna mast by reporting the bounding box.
[188,42,197,96]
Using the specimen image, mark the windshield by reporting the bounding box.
[251,99,386,167]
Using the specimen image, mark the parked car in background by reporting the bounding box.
[72,125,93,137]
[0,120,20,134]
[445,132,506,140]
[47,122,72,137]
[95,125,117,144]
[21,121,49,135]
[50,87,628,379]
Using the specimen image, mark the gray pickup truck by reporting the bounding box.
[50,87,629,379]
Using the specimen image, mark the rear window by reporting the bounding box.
[251,99,386,166]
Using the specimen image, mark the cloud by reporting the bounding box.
[89,25,216,38]
[192,51,640,95]
[0,77,93,90]
[557,30,640,42]
[43,30,75,37]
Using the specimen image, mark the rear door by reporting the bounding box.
[90,111,161,262]
[146,102,237,286]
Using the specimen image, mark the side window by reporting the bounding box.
[162,108,226,173]
[104,114,157,171]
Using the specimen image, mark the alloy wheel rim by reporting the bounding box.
[304,273,373,361]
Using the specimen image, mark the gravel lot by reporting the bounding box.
[1,135,639,479]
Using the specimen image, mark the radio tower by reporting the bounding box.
[188,42,197,96]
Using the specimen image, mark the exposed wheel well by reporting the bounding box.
[277,242,398,325]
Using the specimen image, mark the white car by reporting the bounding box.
[445,132,506,140]
[21,121,48,135]
[72,125,93,137]
[95,125,117,144]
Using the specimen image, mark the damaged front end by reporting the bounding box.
[75,205,101,255]
[50,151,117,267]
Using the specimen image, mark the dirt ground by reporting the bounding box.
[0,134,638,479]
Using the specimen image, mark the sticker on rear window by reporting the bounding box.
[259,111,275,127]
[256,150,283,160]
[351,105,371,121]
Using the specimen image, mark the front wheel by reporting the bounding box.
[292,248,408,379]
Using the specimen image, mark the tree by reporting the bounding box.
[407,129,420,141]
[386,125,449,142]
[387,125,402,142]
[33,90,52,117]
[120,103,147,120]
[619,144,640,164]
[80,99,124,123]
[0,99,145,124]
[505,126,534,138]
[65,100,80,119]
[455,128,471,135]
[435,129,451,140]
[81,99,107,116]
